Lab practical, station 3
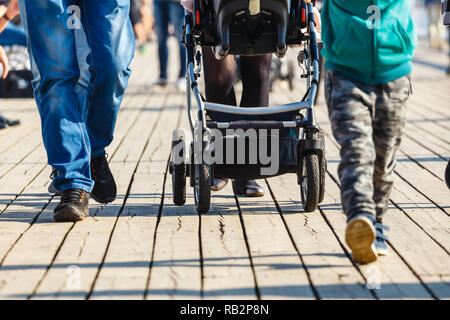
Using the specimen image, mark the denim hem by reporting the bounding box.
[58,183,93,193]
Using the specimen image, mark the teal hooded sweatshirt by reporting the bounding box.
[321,0,417,85]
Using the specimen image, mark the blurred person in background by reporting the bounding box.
[0,0,25,45]
[0,0,21,129]
[153,0,186,90]
[424,0,444,50]
[130,0,154,54]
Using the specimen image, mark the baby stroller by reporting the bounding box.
[170,0,326,213]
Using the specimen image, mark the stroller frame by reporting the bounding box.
[170,0,326,214]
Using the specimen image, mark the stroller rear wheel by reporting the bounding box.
[445,159,450,189]
[194,163,212,214]
[315,129,326,204]
[300,151,320,212]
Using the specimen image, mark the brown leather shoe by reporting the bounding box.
[211,178,229,191]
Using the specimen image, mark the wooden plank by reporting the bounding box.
[234,183,315,299]
[30,88,166,299]
[90,90,182,300]
[397,139,447,182]
[408,70,450,118]
[266,174,375,299]
[145,189,202,300]
[0,133,42,180]
[0,200,70,299]
[0,165,53,262]
[201,183,258,300]
[320,172,435,299]
[390,179,450,254]
[0,55,160,299]
[0,99,38,142]
[407,102,450,137]
[0,145,47,214]
[393,153,449,215]
[0,121,41,157]
[402,127,450,158]
[144,93,202,300]
[0,92,144,275]
[320,114,449,299]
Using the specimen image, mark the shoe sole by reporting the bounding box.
[90,193,116,204]
[244,191,265,197]
[235,190,265,197]
[211,184,228,192]
[345,216,378,264]
[376,248,389,256]
[54,209,87,222]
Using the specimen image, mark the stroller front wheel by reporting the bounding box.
[194,163,211,214]
[300,151,320,212]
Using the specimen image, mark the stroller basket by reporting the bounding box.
[212,133,299,180]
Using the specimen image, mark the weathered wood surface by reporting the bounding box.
[0,39,448,299]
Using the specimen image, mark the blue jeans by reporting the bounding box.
[0,23,27,46]
[153,0,186,79]
[18,0,135,193]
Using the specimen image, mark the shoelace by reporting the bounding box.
[91,154,109,181]
[374,222,390,241]
[61,189,85,203]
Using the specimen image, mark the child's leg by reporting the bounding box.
[325,69,377,220]
[372,75,410,221]
[326,69,380,263]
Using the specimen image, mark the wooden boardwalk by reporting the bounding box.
[0,40,448,300]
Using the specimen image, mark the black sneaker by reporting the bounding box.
[233,179,265,197]
[54,188,89,222]
[91,153,117,204]
[374,221,390,256]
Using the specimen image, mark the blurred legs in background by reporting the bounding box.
[426,1,444,50]
[153,0,186,88]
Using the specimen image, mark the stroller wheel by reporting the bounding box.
[171,129,187,206]
[194,163,211,214]
[319,152,327,204]
[315,129,326,204]
[445,159,450,190]
[300,151,320,212]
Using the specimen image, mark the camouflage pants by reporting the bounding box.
[325,69,411,221]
